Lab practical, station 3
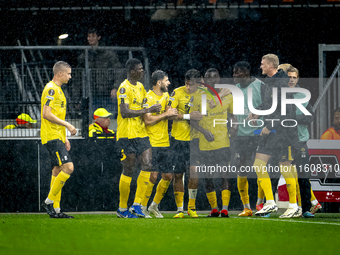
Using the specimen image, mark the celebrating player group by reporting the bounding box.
[114,54,321,219]
[40,55,322,219]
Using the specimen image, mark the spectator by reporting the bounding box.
[89,108,115,139]
[321,108,340,140]
[78,28,121,116]
[4,113,37,129]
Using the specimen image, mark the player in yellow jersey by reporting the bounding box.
[168,69,205,218]
[139,70,178,218]
[191,68,235,218]
[40,61,77,218]
[116,58,161,218]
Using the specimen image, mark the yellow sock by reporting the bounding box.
[280,165,297,204]
[222,190,231,207]
[134,171,151,204]
[291,166,301,206]
[188,198,196,210]
[50,175,61,209]
[237,176,249,205]
[119,174,132,209]
[206,191,218,209]
[310,187,316,201]
[141,182,154,207]
[254,158,274,201]
[48,171,70,200]
[153,179,170,204]
[257,179,265,201]
[174,191,184,209]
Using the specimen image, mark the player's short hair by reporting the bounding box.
[185,69,201,81]
[151,70,168,86]
[278,63,293,72]
[88,27,99,36]
[262,54,279,69]
[205,68,219,76]
[286,66,300,78]
[125,58,142,73]
[233,61,251,74]
[53,61,71,75]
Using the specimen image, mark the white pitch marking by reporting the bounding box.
[244,217,340,226]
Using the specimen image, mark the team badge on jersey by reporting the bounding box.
[170,91,175,97]
[119,87,127,98]
[48,89,55,96]
[142,98,148,107]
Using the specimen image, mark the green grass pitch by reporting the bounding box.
[0,213,339,255]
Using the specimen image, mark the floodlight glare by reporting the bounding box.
[58,34,69,39]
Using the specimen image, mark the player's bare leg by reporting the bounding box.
[147,172,173,218]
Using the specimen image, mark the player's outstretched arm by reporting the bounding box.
[120,103,161,118]
[43,105,77,136]
[143,107,178,126]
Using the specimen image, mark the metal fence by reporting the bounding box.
[0,46,149,138]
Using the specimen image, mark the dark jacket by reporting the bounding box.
[257,69,299,147]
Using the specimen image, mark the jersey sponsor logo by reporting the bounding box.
[119,94,127,98]
[46,95,54,100]
[120,87,126,94]
[48,89,55,96]
[169,97,175,101]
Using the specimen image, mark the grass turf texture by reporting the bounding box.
[0,213,339,255]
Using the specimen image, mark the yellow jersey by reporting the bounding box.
[189,89,204,140]
[144,90,170,147]
[117,79,148,140]
[192,93,233,151]
[169,86,191,141]
[89,122,115,139]
[40,81,67,144]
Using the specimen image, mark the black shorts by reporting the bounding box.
[44,139,72,167]
[171,137,190,174]
[256,133,293,162]
[196,147,233,178]
[117,137,151,160]
[231,136,259,166]
[152,147,172,173]
[200,147,230,167]
[190,138,201,166]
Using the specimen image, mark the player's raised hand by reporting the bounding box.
[209,99,216,109]
[67,124,77,136]
[166,107,178,117]
[190,111,203,120]
[246,113,259,125]
[148,104,162,113]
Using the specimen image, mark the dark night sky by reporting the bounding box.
[1,7,340,104]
